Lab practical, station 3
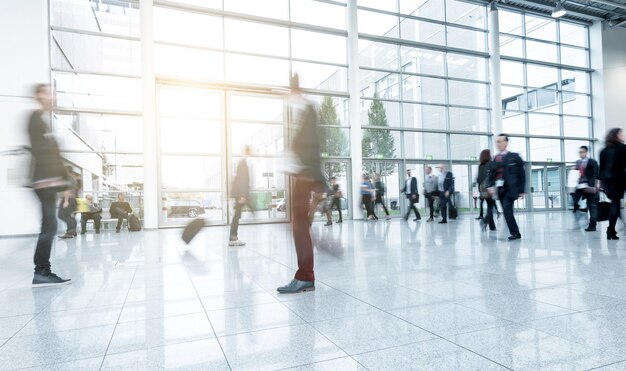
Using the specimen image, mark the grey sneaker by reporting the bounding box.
[32,272,71,288]
[277,279,315,293]
[228,240,246,246]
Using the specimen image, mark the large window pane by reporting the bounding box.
[525,15,557,42]
[447,54,487,81]
[400,47,444,76]
[527,89,559,114]
[292,30,346,64]
[224,0,289,20]
[155,44,224,81]
[528,113,559,136]
[51,0,140,37]
[404,132,448,159]
[362,100,401,127]
[161,156,221,190]
[358,10,399,38]
[53,72,141,112]
[563,116,590,138]
[52,31,140,75]
[63,152,144,191]
[448,81,488,108]
[562,69,589,94]
[500,36,524,58]
[154,7,223,48]
[502,86,526,115]
[446,0,485,29]
[290,0,346,30]
[499,10,523,35]
[292,62,348,92]
[500,60,524,86]
[163,191,222,222]
[530,138,561,162]
[225,54,289,86]
[449,107,489,132]
[447,26,486,52]
[400,18,445,46]
[319,127,351,156]
[309,95,349,126]
[560,46,587,68]
[562,94,590,116]
[231,95,283,122]
[160,88,223,120]
[564,140,590,162]
[400,0,445,21]
[225,20,288,57]
[362,129,400,159]
[450,135,488,160]
[359,41,399,70]
[232,123,284,155]
[161,120,221,155]
[503,113,526,134]
[358,0,396,12]
[526,40,557,63]
[403,103,446,130]
[526,64,558,88]
[360,71,400,99]
[53,113,143,153]
[402,75,446,104]
[507,136,527,160]
[560,22,587,47]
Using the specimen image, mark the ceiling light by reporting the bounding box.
[552,1,567,18]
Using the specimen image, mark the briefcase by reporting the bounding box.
[182,218,206,244]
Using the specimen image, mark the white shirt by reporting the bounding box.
[406,177,413,193]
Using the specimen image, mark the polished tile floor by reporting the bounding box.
[1,211,626,370]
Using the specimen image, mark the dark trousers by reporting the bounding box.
[230,203,243,240]
[499,190,520,236]
[330,197,342,221]
[34,189,57,274]
[293,179,315,282]
[404,197,421,220]
[81,213,101,232]
[483,198,497,230]
[115,215,128,231]
[425,192,436,218]
[572,189,598,228]
[374,194,389,216]
[362,194,375,217]
[478,198,484,217]
[440,195,449,221]
[58,198,77,234]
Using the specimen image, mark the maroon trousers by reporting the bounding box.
[293,178,316,282]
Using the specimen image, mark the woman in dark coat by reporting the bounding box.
[477,149,496,231]
[599,128,626,240]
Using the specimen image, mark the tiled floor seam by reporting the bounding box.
[586,358,626,371]
[99,268,138,371]
[273,355,371,371]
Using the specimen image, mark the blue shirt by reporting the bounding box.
[361,181,373,195]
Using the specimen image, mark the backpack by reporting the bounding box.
[128,214,142,232]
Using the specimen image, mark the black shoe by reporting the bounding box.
[427,217,433,222]
[476,216,483,220]
[572,208,578,213]
[80,231,86,235]
[58,233,73,239]
[413,218,421,221]
[438,220,447,224]
[336,220,343,224]
[324,222,332,226]
[607,228,619,240]
[32,272,71,288]
[585,227,596,232]
[508,234,522,241]
[116,229,120,233]
[277,279,315,293]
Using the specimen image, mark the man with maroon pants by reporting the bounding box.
[277,74,323,294]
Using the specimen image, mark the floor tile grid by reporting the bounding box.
[315,283,515,370]
[0,284,71,351]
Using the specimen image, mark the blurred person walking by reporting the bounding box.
[277,75,324,294]
[402,169,421,221]
[488,134,525,241]
[423,166,438,222]
[477,150,496,231]
[373,173,391,220]
[329,177,343,224]
[361,174,376,220]
[28,84,71,287]
[229,145,252,246]
[599,128,626,240]
[58,166,80,239]
[572,145,599,232]
[437,164,454,224]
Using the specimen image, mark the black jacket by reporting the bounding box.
[575,158,598,186]
[487,152,526,196]
[599,144,626,197]
[110,201,133,218]
[28,110,66,183]
[476,163,489,191]
[291,101,324,183]
[441,172,455,194]
[402,177,418,198]
[232,158,250,200]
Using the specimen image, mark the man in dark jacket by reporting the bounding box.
[437,164,455,224]
[277,74,324,294]
[572,146,599,232]
[28,84,71,287]
[110,193,134,233]
[488,134,526,240]
[401,169,421,221]
[230,146,252,246]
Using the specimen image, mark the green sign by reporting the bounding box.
[426,155,433,160]
[547,158,553,162]
[321,152,329,158]
[376,154,384,159]
[469,156,477,161]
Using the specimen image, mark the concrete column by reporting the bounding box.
[488,3,503,135]
[347,0,363,219]
[141,0,158,229]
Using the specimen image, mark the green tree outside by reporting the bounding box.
[362,95,396,175]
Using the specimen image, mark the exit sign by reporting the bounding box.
[426,155,433,160]
[547,158,553,162]
[469,156,477,161]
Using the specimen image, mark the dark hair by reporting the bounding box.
[330,176,336,180]
[426,166,432,170]
[579,145,589,152]
[497,133,509,142]
[479,149,491,165]
[33,83,49,95]
[605,128,623,147]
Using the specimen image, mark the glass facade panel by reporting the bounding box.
[446,54,487,81]
[225,19,289,57]
[528,113,559,136]
[446,25,486,52]
[403,103,446,130]
[526,40,557,63]
[400,18,445,46]
[400,0,445,20]
[290,0,346,29]
[155,44,224,81]
[404,132,448,159]
[154,7,223,48]
[401,47,444,76]
[529,138,561,162]
[448,81,488,108]
[449,107,489,132]
[450,134,488,160]
[446,0,485,29]
[402,75,446,104]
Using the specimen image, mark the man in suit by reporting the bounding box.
[488,134,526,241]
[436,164,455,224]
[402,169,421,221]
[80,194,102,234]
[110,193,134,233]
[572,145,599,232]
[230,145,252,246]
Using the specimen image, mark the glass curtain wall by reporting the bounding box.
[357,0,491,212]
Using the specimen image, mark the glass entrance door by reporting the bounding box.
[530,164,564,210]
